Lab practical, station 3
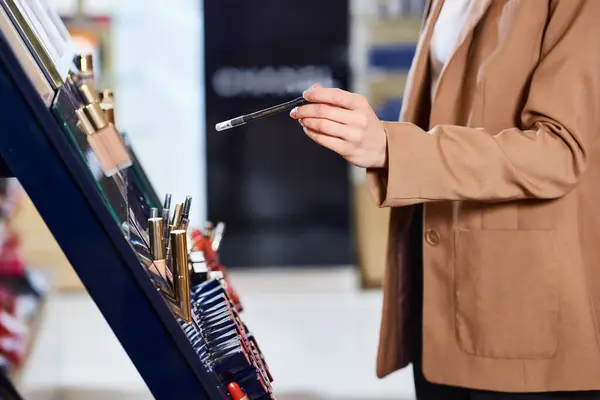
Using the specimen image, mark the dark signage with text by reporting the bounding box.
[203,0,352,267]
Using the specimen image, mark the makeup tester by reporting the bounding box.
[215,96,309,131]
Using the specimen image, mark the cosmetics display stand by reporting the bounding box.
[0,1,273,399]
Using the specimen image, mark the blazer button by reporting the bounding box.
[425,229,440,246]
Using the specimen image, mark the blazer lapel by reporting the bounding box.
[454,0,494,54]
[399,0,443,125]
[430,0,494,106]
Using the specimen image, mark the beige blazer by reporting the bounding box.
[368,0,600,392]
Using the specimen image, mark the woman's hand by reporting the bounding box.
[290,84,388,169]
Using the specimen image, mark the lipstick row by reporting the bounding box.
[189,223,243,313]
[181,277,274,399]
[147,194,193,285]
[146,193,273,398]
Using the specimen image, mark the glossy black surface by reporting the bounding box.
[204,0,354,267]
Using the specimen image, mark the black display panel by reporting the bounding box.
[204,0,353,267]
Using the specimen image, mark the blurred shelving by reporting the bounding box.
[350,0,426,288]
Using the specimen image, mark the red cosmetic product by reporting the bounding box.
[190,229,243,311]
[0,287,16,315]
[0,233,25,277]
[227,382,249,400]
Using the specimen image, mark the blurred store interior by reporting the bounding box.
[0,0,427,399]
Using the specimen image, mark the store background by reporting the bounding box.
[204,0,353,268]
[6,0,425,399]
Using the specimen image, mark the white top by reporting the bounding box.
[430,0,473,100]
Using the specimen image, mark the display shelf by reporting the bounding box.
[0,20,225,400]
[0,1,275,398]
[368,44,416,71]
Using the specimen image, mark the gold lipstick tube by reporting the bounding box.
[180,219,190,232]
[171,229,191,322]
[171,204,183,229]
[100,89,115,125]
[148,217,169,281]
[85,102,107,129]
[75,108,95,136]
[75,53,94,84]
[79,82,99,105]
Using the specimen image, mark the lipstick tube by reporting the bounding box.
[162,193,172,248]
[193,289,226,307]
[180,196,192,231]
[148,217,169,281]
[78,82,100,104]
[205,330,238,347]
[192,279,221,297]
[196,293,227,311]
[201,318,235,335]
[166,203,183,266]
[202,308,234,325]
[171,229,191,322]
[228,383,249,400]
[99,89,115,125]
[202,306,232,322]
[212,348,252,381]
[171,203,184,229]
[74,53,94,84]
[190,251,208,271]
[233,372,269,400]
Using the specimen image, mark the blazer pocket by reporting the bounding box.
[454,229,559,359]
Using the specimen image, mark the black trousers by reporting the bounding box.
[413,367,600,400]
[408,205,600,400]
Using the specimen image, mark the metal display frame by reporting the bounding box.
[0,28,225,400]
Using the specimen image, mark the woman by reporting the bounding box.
[290,0,600,398]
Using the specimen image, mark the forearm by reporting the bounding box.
[369,121,586,208]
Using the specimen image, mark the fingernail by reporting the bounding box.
[298,118,304,127]
[290,107,297,117]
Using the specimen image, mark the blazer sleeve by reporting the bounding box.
[368,0,600,208]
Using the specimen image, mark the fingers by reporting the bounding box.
[290,103,362,126]
[302,85,367,110]
[303,127,352,157]
[300,117,357,141]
